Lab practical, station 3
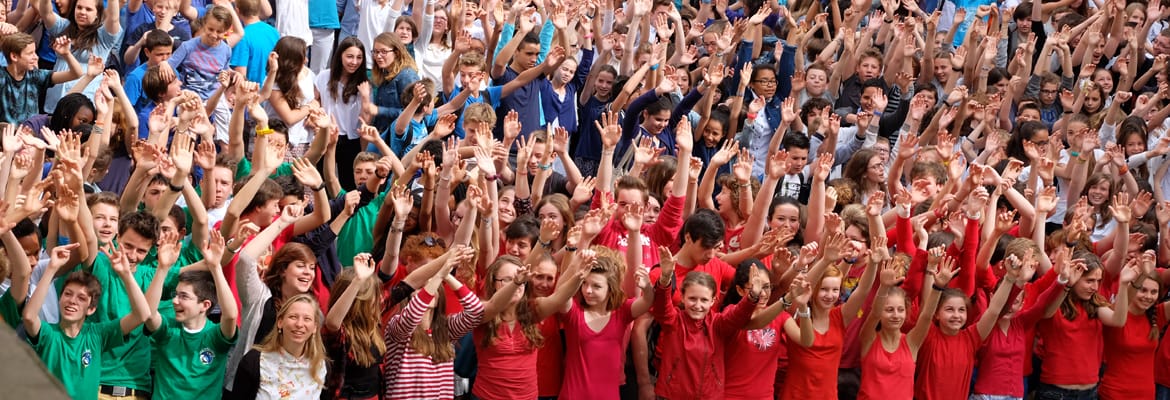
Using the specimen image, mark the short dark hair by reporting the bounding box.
[178,271,216,303]
[143,65,172,102]
[142,29,174,52]
[681,209,725,248]
[118,211,160,242]
[166,205,188,234]
[504,215,540,242]
[782,133,811,151]
[243,178,284,217]
[13,218,38,239]
[274,175,305,199]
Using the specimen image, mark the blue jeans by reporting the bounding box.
[1034,383,1098,400]
[1156,384,1170,400]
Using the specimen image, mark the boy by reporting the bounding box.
[121,0,190,75]
[163,5,236,99]
[125,29,176,109]
[136,64,183,139]
[441,43,563,139]
[144,231,237,399]
[229,0,279,83]
[0,33,84,124]
[24,243,152,400]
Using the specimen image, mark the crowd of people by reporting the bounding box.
[1,0,1170,397]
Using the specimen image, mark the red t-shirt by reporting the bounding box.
[536,316,564,397]
[1158,310,1170,387]
[915,325,981,400]
[857,335,914,400]
[724,223,746,253]
[558,299,637,400]
[974,279,1063,397]
[781,307,844,400]
[1036,302,1103,385]
[471,321,540,400]
[648,258,736,306]
[1100,310,1161,399]
[723,312,790,399]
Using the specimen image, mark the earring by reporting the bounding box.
[278,328,283,335]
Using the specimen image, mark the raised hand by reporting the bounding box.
[291,157,325,189]
[353,253,377,280]
[656,246,677,287]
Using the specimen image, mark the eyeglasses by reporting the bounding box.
[494,276,521,285]
[753,79,778,86]
[422,235,445,247]
[868,163,885,171]
[373,48,395,57]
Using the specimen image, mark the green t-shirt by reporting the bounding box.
[234,157,292,181]
[0,291,20,329]
[149,316,237,400]
[337,190,388,263]
[83,252,180,391]
[30,320,124,400]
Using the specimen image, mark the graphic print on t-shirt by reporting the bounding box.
[747,327,778,351]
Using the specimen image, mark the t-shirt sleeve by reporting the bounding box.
[149,316,175,345]
[48,18,69,36]
[485,86,503,108]
[272,162,293,178]
[33,69,54,90]
[208,322,238,351]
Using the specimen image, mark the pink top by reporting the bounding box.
[558,299,637,400]
[1100,310,1159,399]
[857,335,914,400]
[915,326,981,400]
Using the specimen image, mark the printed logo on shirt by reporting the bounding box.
[617,233,651,248]
[81,350,92,367]
[746,327,778,351]
[199,348,214,365]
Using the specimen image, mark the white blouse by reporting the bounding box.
[257,349,326,400]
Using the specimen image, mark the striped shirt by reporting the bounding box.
[383,286,483,399]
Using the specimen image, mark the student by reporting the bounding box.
[1099,253,1159,399]
[365,32,419,133]
[162,5,235,99]
[229,294,329,399]
[264,36,317,160]
[35,0,122,112]
[648,255,758,398]
[143,231,238,400]
[121,0,190,75]
[383,245,483,399]
[856,252,951,400]
[316,36,370,190]
[0,33,84,124]
[123,29,174,109]
[228,0,278,83]
[25,243,151,400]
[322,254,384,400]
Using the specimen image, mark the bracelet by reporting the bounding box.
[539,163,552,171]
[538,239,552,247]
[1056,275,1070,286]
[780,296,793,309]
[313,184,326,192]
[168,182,183,192]
[872,111,882,117]
[256,128,274,136]
[650,63,660,71]
[440,175,452,181]
[796,307,811,318]
[1069,151,1080,157]
[746,112,758,120]
[1120,165,1130,175]
[485,174,499,181]
[584,33,594,39]
[376,172,389,179]
[565,245,578,252]
[932,283,948,292]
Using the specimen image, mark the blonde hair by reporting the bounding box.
[328,269,386,367]
[254,294,329,384]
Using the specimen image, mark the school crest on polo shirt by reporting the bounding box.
[81,350,92,367]
[199,348,214,365]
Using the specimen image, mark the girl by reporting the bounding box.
[316,37,370,191]
[1080,173,1119,241]
[1099,252,1159,399]
[36,0,121,110]
[366,33,420,134]
[322,254,384,400]
[415,5,451,85]
[971,243,1046,400]
[266,36,318,161]
[841,148,887,207]
[229,294,328,399]
[721,259,813,399]
[698,144,758,252]
[1032,252,1136,399]
[782,230,879,400]
[857,254,954,400]
[383,245,483,400]
[649,255,760,399]
[557,248,654,400]
[533,194,574,253]
[223,205,327,395]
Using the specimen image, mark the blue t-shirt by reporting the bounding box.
[495,65,543,139]
[229,21,280,84]
[124,63,151,110]
[45,17,124,113]
[167,38,231,99]
[0,68,53,125]
[384,110,438,157]
[446,85,502,139]
[308,0,341,29]
[574,95,611,161]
